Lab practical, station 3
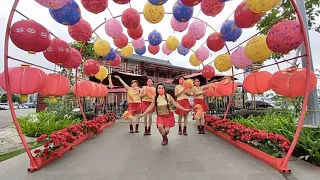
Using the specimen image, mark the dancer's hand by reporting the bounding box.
[114,75,120,79]
[183,108,191,112]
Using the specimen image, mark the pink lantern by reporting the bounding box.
[105,18,123,38]
[109,54,121,67]
[200,0,225,16]
[170,16,189,32]
[62,48,82,69]
[68,18,92,42]
[113,33,128,48]
[195,46,209,61]
[230,46,253,69]
[35,0,68,9]
[162,43,173,55]
[148,44,160,55]
[182,34,196,49]
[188,20,206,40]
[132,36,145,49]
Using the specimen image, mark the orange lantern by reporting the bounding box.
[73,80,93,97]
[243,71,272,94]
[39,73,70,102]
[216,78,237,96]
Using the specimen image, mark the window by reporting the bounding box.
[134,65,139,74]
[120,62,126,71]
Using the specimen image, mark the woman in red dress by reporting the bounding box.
[140,83,190,145]
[140,78,156,135]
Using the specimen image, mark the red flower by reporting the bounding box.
[44,141,50,148]
[34,149,41,154]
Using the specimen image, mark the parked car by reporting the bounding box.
[0,103,10,110]
[245,100,274,109]
[18,105,29,109]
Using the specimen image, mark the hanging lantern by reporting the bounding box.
[270,67,317,98]
[49,0,81,26]
[195,46,209,61]
[188,20,206,40]
[10,20,51,54]
[245,35,272,63]
[35,0,68,9]
[214,54,232,72]
[105,18,123,39]
[62,48,82,69]
[234,1,263,28]
[94,39,110,56]
[93,83,102,98]
[109,54,121,67]
[220,20,242,42]
[189,54,201,66]
[266,20,304,54]
[127,24,143,40]
[135,46,146,55]
[103,48,116,61]
[113,33,129,49]
[170,16,189,32]
[166,36,179,51]
[95,66,109,81]
[181,34,196,49]
[132,36,145,49]
[68,18,92,42]
[246,0,281,13]
[83,59,100,76]
[148,0,168,5]
[148,30,162,46]
[181,0,202,6]
[121,8,140,30]
[177,44,190,56]
[206,32,225,52]
[243,71,272,94]
[0,66,47,101]
[80,0,108,14]
[173,0,194,22]
[88,81,96,97]
[113,0,131,4]
[73,80,93,97]
[121,44,133,58]
[39,74,70,102]
[230,46,253,69]
[43,38,71,64]
[200,0,224,16]
[148,44,160,55]
[216,78,237,96]
[202,65,215,79]
[162,43,173,55]
[101,85,108,97]
[143,2,165,24]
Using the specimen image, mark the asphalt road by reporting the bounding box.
[0,108,36,129]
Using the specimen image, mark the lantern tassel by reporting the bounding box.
[20,94,28,102]
[48,96,57,103]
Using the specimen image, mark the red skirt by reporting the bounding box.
[128,102,142,115]
[141,101,155,113]
[174,99,191,115]
[157,112,175,128]
[193,98,209,112]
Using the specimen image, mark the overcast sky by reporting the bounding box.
[0,0,320,83]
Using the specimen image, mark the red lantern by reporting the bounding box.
[43,38,71,64]
[0,66,47,101]
[243,71,272,94]
[83,59,100,76]
[80,0,108,14]
[182,34,196,49]
[62,48,82,69]
[39,74,70,100]
[109,54,121,67]
[88,81,96,97]
[101,84,108,97]
[200,0,225,17]
[207,32,225,52]
[270,67,317,98]
[127,24,143,40]
[113,33,128,48]
[216,78,237,96]
[121,8,140,30]
[148,44,160,55]
[10,20,51,54]
[68,18,92,42]
[181,0,202,6]
[205,82,220,97]
[234,1,263,28]
[113,0,130,4]
[73,80,93,97]
[93,83,102,97]
[202,65,215,79]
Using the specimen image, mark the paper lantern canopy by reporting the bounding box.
[49,0,81,26]
[148,30,162,46]
[80,0,108,14]
[109,54,121,67]
[243,71,272,94]
[10,20,51,54]
[103,48,116,61]
[246,0,281,13]
[35,0,68,9]
[135,46,146,55]
[62,48,82,69]
[230,46,253,69]
[132,36,145,49]
[181,0,202,6]
[220,20,242,42]
[94,39,110,56]
[189,54,201,66]
[173,0,194,22]
[148,0,168,5]
[43,38,71,64]
[166,36,179,51]
[201,0,224,16]
[177,44,190,56]
[214,54,232,72]
[162,43,173,55]
[105,18,123,38]
[95,66,109,81]
[234,1,263,28]
[83,59,100,76]
[195,46,209,61]
[148,44,160,55]
[216,78,237,96]
[127,24,143,40]
[39,74,70,101]
[143,2,165,24]
[68,18,92,42]
[266,20,304,54]
[170,16,189,32]
[188,20,206,40]
[202,65,215,79]
[121,44,133,58]
[113,0,131,4]
[206,32,225,52]
[113,33,129,49]
[245,35,272,62]
[121,8,140,30]
[182,34,196,49]
[73,80,93,97]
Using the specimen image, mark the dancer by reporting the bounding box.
[140,83,190,145]
[192,78,209,134]
[140,78,156,135]
[174,76,192,135]
[114,75,141,133]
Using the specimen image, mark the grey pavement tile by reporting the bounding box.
[243,172,285,180]
[119,159,150,174]
[176,160,207,173]
[146,172,177,180]
[211,172,247,180]
[116,173,147,180]
[176,172,214,180]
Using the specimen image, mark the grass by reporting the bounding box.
[0,142,43,162]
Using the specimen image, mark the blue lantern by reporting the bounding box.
[49,0,81,26]
[177,44,189,56]
[173,0,194,22]
[103,48,116,61]
[220,0,230,2]
[148,0,168,5]
[135,46,146,55]
[220,20,242,42]
[148,30,162,46]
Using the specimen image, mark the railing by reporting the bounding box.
[147,76,171,83]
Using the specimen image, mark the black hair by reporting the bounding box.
[178,75,185,80]
[147,78,154,83]
[154,83,170,115]
[194,78,200,81]
[130,80,139,86]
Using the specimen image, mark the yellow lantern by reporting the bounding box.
[246,0,281,13]
[94,39,110,56]
[166,36,179,51]
[245,35,272,63]
[189,54,202,67]
[121,44,133,58]
[214,54,232,72]
[95,66,109,81]
[143,2,165,24]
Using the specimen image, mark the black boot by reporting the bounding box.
[162,135,168,146]
[129,124,134,133]
[178,126,182,135]
[201,126,205,134]
[183,126,188,136]
[135,124,139,133]
[197,125,201,134]
[147,126,151,135]
[144,126,148,136]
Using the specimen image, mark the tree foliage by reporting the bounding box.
[0,94,22,103]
